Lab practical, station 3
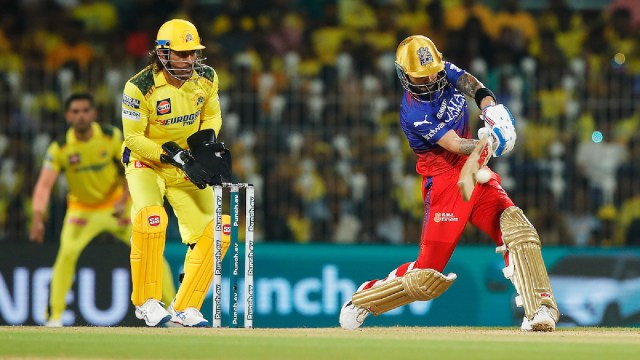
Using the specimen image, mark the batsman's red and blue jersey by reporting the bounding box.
[399,62,471,177]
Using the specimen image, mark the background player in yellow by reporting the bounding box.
[121,19,231,327]
[30,93,177,327]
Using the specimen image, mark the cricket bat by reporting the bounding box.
[457,134,494,201]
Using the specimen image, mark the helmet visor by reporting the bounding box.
[396,63,447,102]
[157,47,207,81]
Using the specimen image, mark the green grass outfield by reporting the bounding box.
[1,327,639,360]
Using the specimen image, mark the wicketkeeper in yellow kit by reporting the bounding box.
[121,19,232,327]
[30,93,176,327]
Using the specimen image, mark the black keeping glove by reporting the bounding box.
[160,141,209,189]
[187,130,232,186]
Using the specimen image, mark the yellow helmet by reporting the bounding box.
[156,19,205,51]
[395,35,447,102]
[155,19,206,81]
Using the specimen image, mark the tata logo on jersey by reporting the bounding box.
[156,98,171,115]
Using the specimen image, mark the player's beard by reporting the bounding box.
[74,120,92,135]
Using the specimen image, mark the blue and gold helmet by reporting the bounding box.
[395,35,447,102]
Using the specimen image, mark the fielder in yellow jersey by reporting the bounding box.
[121,19,231,327]
[30,93,176,327]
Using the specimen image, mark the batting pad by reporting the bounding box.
[130,206,168,306]
[173,220,218,311]
[500,206,559,321]
[352,269,457,315]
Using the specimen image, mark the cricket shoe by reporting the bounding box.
[339,300,370,330]
[135,299,173,327]
[44,319,63,328]
[168,301,209,327]
[521,305,557,332]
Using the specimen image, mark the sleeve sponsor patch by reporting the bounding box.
[122,108,141,121]
[122,94,140,109]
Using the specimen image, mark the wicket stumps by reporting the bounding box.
[213,183,254,328]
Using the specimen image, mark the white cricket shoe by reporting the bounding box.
[168,301,209,327]
[44,319,63,328]
[339,300,370,330]
[521,305,557,332]
[135,299,172,327]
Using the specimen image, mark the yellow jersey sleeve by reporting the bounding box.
[43,141,62,173]
[199,68,222,136]
[122,81,164,162]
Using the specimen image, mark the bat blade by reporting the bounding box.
[457,135,494,201]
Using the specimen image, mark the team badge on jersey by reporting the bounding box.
[68,153,81,165]
[156,98,172,115]
[417,47,434,66]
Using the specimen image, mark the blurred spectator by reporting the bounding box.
[606,0,640,31]
[565,181,599,247]
[444,0,495,37]
[71,0,117,35]
[575,119,629,208]
[44,19,94,74]
[494,0,538,50]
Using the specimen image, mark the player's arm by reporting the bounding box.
[456,72,516,157]
[455,72,496,109]
[121,83,164,162]
[436,129,479,156]
[198,68,222,135]
[30,166,59,244]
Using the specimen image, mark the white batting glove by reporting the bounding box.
[481,104,515,129]
[479,104,517,157]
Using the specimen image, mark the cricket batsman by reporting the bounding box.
[30,93,176,327]
[121,19,231,327]
[339,35,559,332]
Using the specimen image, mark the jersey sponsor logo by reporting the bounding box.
[422,121,446,141]
[436,101,447,119]
[433,212,458,223]
[148,215,161,227]
[443,93,466,124]
[74,161,109,173]
[122,108,141,121]
[133,160,150,168]
[159,110,200,126]
[413,114,432,127]
[122,94,140,109]
[68,153,81,165]
[67,217,88,225]
[156,98,171,115]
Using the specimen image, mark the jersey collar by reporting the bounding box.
[67,122,100,144]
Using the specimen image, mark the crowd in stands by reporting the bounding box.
[1,0,639,246]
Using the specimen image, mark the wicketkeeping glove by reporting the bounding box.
[187,129,232,186]
[160,141,209,189]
